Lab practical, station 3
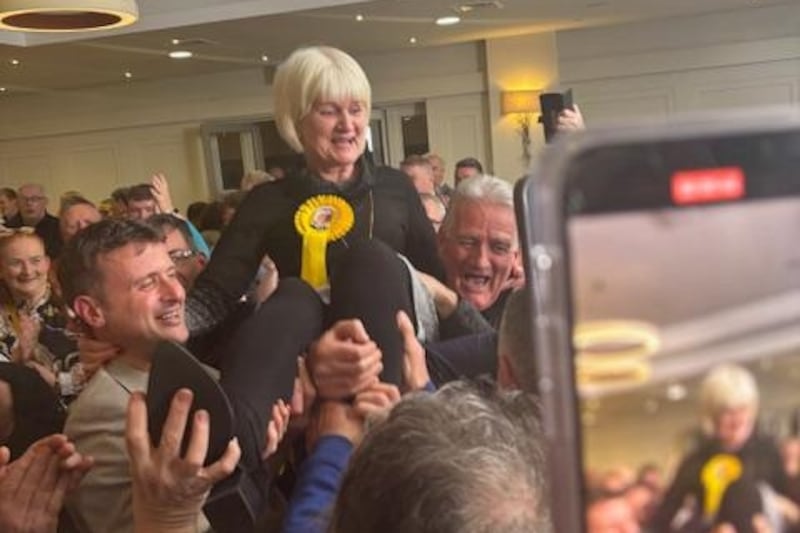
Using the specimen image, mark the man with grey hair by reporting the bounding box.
[7,183,62,258]
[438,174,522,327]
[329,380,553,533]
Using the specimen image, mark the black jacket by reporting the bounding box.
[187,158,445,335]
[652,431,787,532]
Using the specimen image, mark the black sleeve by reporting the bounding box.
[186,184,285,336]
[438,298,495,339]
[652,454,701,531]
[401,179,446,281]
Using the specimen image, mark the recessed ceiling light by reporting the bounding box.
[0,87,6,93]
[409,36,417,44]
[124,71,132,79]
[10,58,19,66]
[261,54,269,62]
[171,38,181,45]
[355,13,364,21]
[435,15,461,26]
[168,50,193,59]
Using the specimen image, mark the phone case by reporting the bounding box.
[514,108,800,533]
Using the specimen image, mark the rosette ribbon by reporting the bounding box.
[293,195,354,289]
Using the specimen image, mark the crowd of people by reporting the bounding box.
[0,44,571,533]
[1,42,785,533]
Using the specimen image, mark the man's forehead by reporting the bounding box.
[163,227,189,250]
[19,185,44,196]
[99,242,169,274]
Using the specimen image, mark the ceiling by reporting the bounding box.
[570,196,800,396]
[0,0,792,93]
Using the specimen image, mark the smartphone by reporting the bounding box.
[516,113,800,532]
[539,88,574,143]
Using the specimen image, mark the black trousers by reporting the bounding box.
[217,239,414,473]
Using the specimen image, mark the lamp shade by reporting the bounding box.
[0,0,138,31]
[501,89,540,115]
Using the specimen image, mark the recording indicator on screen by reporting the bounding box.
[670,166,745,205]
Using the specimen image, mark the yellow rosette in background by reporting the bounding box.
[294,195,354,289]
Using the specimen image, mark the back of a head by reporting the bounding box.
[498,288,536,391]
[330,381,552,533]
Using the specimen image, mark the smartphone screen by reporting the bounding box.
[563,132,800,532]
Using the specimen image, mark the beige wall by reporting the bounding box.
[485,32,560,181]
[3,3,800,203]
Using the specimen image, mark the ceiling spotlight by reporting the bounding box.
[409,36,417,44]
[168,50,193,59]
[435,15,461,26]
[9,58,19,66]
[0,87,6,93]
[171,38,181,45]
[260,54,269,62]
[0,0,139,32]
[123,71,132,79]
[666,383,688,402]
[355,13,364,21]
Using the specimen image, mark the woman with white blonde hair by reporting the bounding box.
[186,45,444,388]
[653,363,788,531]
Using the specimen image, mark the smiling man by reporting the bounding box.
[437,175,520,327]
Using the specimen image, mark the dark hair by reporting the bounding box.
[58,218,163,306]
[330,381,552,533]
[110,187,129,204]
[455,157,484,173]
[59,195,96,217]
[147,213,196,253]
[126,183,156,203]
[186,201,209,228]
[0,188,17,201]
[198,201,224,231]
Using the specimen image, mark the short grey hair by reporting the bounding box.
[273,46,372,153]
[498,288,537,391]
[440,174,516,240]
[700,363,759,425]
[329,381,552,533]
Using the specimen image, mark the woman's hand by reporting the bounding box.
[126,389,240,533]
[12,313,41,364]
[307,320,382,400]
[0,434,93,533]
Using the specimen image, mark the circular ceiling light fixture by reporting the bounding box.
[574,320,660,360]
[435,15,461,26]
[168,50,193,60]
[0,0,139,32]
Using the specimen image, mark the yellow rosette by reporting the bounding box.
[294,195,354,289]
[700,454,743,519]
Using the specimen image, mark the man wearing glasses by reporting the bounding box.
[6,184,62,259]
